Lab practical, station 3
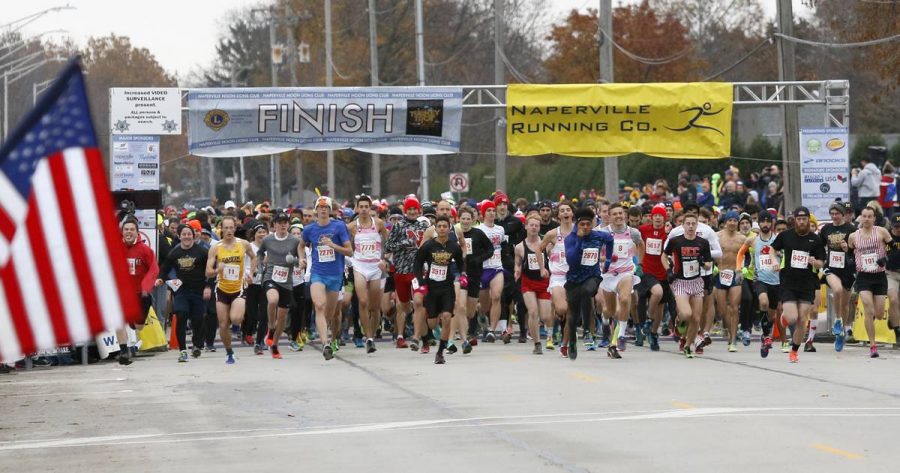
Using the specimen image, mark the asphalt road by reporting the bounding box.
[0,335,895,472]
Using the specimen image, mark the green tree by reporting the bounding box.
[850,134,887,168]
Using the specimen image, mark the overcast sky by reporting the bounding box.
[5,0,781,81]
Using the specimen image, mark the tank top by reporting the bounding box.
[548,226,570,277]
[352,218,382,264]
[753,233,779,285]
[216,241,246,293]
[523,240,543,280]
[855,228,887,274]
[604,225,636,274]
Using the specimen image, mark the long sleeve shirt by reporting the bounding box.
[852,163,881,198]
[124,240,158,295]
[564,230,614,284]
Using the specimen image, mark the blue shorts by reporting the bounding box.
[310,273,344,293]
[480,268,504,289]
[713,270,742,290]
[173,289,205,317]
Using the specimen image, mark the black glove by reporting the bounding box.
[666,267,675,284]
[877,257,887,267]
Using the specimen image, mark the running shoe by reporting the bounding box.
[584,333,595,350]
[366,339,377,354]
[447,343,458,355]
[683,347,693,359]
[832,319,843,336]
[501,331,512,344]
[597,335,610,348]
[634,327,645,347]
[607,346,621,359]
[117,354,132,366]
[243,335,253,346]
[560,345,568,358]
[462,340,472,354]
[781,341,790,353]
[518,334,528,343]
[191,347,202,358]
[741,330,751,347]
[533,343,543,355]
[354,338,365,348]
[834,330,845,352]
[265,330,274,347]
[485,332,496,343]
[617,336,626,352]
[323,345,334,360]
[330,340,340,353]
[296,334,306,350]
[702,332,712,347]
[649,332,660,352]
[568,342,577,361]
[409,339,420,352]
[178,350,188,362]
[434,352,446,364]
[789,350,799,363]
[206,345,217,353]
[396,337,408,349]
[546,338,555,350]
[870,346,880,358]
[226,354,235,365]
[760,337,772,358]
[804,342,816,353]
[339,338,347,347]
[271,347,282,359]
[695,345,704,355]
[290,341,302,352]
[300,331,310,345]
[728,343,737,353]
[421,344,431,355]
[254,344,263,355]
[468,336,479,347]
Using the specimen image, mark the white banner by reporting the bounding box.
[110,88,182,135]
[799,128,850,222]
[111,135,160,191]
[187,87,463,157]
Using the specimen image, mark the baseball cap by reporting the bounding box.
[793,206,811,218]
[273,212,290,223]
[224,200,236,210]
[422,203,436,217]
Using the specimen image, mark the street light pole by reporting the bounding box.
[414,0,428,201]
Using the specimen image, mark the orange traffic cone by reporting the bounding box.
[169,315,178,349]
[772,317,781,340]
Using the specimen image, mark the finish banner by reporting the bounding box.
[188,87,462,157]
[506,83,733,159]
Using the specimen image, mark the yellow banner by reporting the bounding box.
[507,83,733,159]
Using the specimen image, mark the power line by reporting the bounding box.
[773,32,900,48]
[701,37,773,81]
[597,27,693,65]
[495,44,533,83]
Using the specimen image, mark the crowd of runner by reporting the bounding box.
[5,164,899,372]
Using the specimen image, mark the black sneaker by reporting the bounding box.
[518,335,527,343]
[366,339,377,354]
[207,346,216,353]
[117,354,133,366]
[409,339,420,352]
[804,342,817,353]
[191,347,202,358]
[434,352,446,364]
[446,344,458,355]
[568,342,577,360]
[607,346,622,359]
[323,346,334,360]
[501,331,512,344]
[533,343,543,355]
[485,332,496,343]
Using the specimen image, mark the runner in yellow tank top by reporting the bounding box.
[205,216,257,364]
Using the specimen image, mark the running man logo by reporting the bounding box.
[665,103,725,136]
[406,100,444,137]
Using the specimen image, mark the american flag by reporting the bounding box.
[0,58,140,362]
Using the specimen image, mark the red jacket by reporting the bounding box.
[124,239,159,295]
[639,223,669,280]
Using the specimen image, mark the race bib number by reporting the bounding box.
[272,265,289,283]
[581,248,599,266]
[429,264,448,282]
[488,251,501,267]
[223,263,241,281]
[684,260,699,278]
[829,251,845,269]
[127,258,136,275]
[293,266,303,282]
[614,242,629,258]
[464,238,472,253]
[318,246,336,262]
[411,278,420,290]
[790,250,809,269]
[645,238,662,256]
[165,279,183,292]
[527,253,539,270]
[719,269,734,286]
[357,242,379,259]
[759,253,775,270]
[862,252,878,272]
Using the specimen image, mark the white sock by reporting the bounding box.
[497,319,508,333]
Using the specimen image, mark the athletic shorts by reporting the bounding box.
[424,286,456,318]
[393,272,416,303]
[262,281,293,308]
[464,270,482,298]
[887,270,900,293]
[521,275,551,300]
[215,286,245,304]
[824,269,856,291]
[701,275,713,295]
[780,287,815,305]
[713,270,743,290]
[354,264,382,282]
[548,273,567,292]
[672,278,705,297]
[310,273,344,293]
[383,274,395,293]
[480,268,504,289]
[855,272,888,296]
[600,271,639,293]
[642,274,673,304]
[173,288,206,316]
[753,280,781,307]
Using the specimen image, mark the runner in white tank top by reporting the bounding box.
[347,195,390,353]
[597,204,644,354]
[539,201,575,355]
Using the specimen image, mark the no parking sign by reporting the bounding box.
[449,172,469,193]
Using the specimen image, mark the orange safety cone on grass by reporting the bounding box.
[169,315,178,349]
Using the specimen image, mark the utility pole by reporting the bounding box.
[368,0,381,197]
[268,6,279,205]
[599,0,618,201]
[415,0,429,201]
[229,64,242,202]
[285,1,302,205]
[777,0,800,213]
[493,0,506,193]
[325,0,336,197]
